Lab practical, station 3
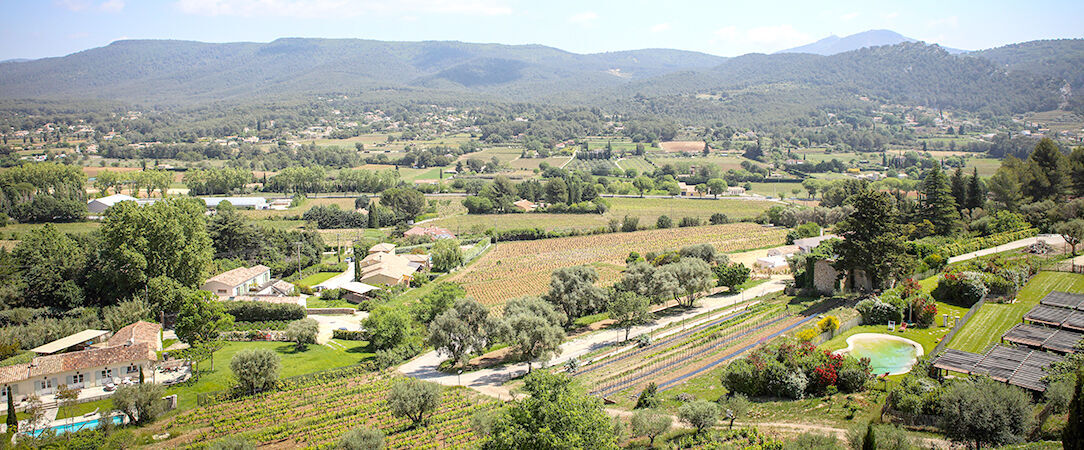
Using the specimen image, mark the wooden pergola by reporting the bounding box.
[1002,323,1082,354]
[931,345,1064,393]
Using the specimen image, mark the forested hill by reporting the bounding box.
[0,37,1081,123]
[0,38,725,105]
[610,42,1074,124]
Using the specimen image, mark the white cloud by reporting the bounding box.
[650,22,671,33]
[927,16,959,28]
[840,12,858,21]
[567,11,597,25]
[711,24,812,54]
[56,0,124,12]
[174,0,512,18]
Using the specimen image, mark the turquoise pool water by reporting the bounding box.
[31,415,123,436]
[834,333,922,376]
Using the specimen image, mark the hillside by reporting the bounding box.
[0,38,1081,123]
[0,38,725,105]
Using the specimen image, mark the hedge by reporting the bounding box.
[940,228,1038,258]
[332,329,367,341]
[222,301,306,322]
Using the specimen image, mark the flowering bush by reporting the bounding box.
[721,339,871,399]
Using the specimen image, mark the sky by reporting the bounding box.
[1,0,1082,60]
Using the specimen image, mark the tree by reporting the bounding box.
[616,262,657,299]
[503,297,566,372]
[5,386,15,431]
[834,188,914,291]
[940,378,1032,448]
[721,393,750,429]
[56,384,81,427]
[285,318,319,350]
[656,215,672,229]
[388,378,440,427]
[411,282,466,324]
[920,166,960,235]
[230,348,281,394]
[714,263,751,292]
[660,258,715,307]
[483,371,618,450]
[338,427,385,450]
[431,239,464,272]
[635,382,660,409]
[678,400,719,434]
[175,290,234,370]
[544,266,606,326]
[950,167,967,210]
[100,198,213,297]
[966,167,985,209]
[1057,219,1084,256]
[608,291,651,341]
[428,298,492,368]
[12,223,86,309]
[93,169,121,195]
[818,316,840,337]
[1024,138,1070,201]
[706,178,728,199]
[112,383,166,425]
[630,409,671,446]
[24,395,46,433]
[367,200,379,228]
[633,176,654,197]
[380,187,426,221]
[1065,368,1083,449]
[544,178,569,204]
[988,166,1023,211]
[364,306,419,351]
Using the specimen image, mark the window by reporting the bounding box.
[127,365,139,374]
[100,368,113,379]
[69,373,84,384]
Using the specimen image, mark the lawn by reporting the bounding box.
[947,271,1084,353]
[56,398,114,420]
[298,272,339,286]
[0,221,101,240]
[165,341,375,412]
[305,297,357,309]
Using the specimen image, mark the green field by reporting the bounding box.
[947,271,1084,353]
[298,272,339,286]
[614,156,655,172]
[165,341,374,412]
[0,221,101,240]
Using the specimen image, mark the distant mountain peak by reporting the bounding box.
[778,30,918,56]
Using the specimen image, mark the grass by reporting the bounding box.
[947,271,1084,353]
[164,341,375,412]
[297,272,339,286]
[305,297,357,309]
[0,221,101,240]
[55,398,113,420]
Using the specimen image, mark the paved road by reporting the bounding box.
[947,234,1065,264]
[398,276,789,399]
[314,262,355,291]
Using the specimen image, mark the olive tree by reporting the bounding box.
[630,409,671,446]
[940,378,1032,448]
[230,347,281,394]
[286,318,320,350]
[679,400,719,434]
[388,378,441,427]
[338,427,385,450]
[112,383,166,425]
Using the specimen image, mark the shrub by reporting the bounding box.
[230,348,281,394]
[931,271,988,307]
[721,359,760,396]
[679,217,701,227]
[285,318,319,349]
[678,400,719,434]
[837,367,871,394]
[221,301,306,322]
[332,329,367,341]
[338,427,385,450]
[656,215,672,229]
[112,383,166,425]
[795,328,819,343]
[710,213,729,225]
[634,382,659,409]
[855,298,903,325]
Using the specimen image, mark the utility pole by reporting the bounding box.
[295,241,303,278]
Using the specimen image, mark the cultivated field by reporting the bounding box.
[447,223,786,306]
[154,368,495,449]
[428,197,776,234]
[659,141,706,153]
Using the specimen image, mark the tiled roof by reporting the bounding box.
[368,243,397,253]
[0,342,156,384]
[107,321,161,348]
[231,295,304,305]
[206,265,270,287]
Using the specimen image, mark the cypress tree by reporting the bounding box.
[1066,368,1083,450]
[920,166,960,235]
[5,386,15,430]
[367,200,378,229]
[966,167,984,209]
[862,422,877,450]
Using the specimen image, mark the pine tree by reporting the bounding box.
[921,166,960,235]
[1025,138,1069,201]
[950,167,967,209]
[966,167,984,209]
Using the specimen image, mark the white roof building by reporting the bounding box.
[87,194,137,214]
[202,197,269,210]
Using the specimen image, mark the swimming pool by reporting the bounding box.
[833,333,924,376]
[31,415,123,436]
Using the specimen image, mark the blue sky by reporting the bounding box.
[1,0,1082,60]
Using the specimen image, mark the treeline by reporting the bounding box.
[0,162,86,222]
